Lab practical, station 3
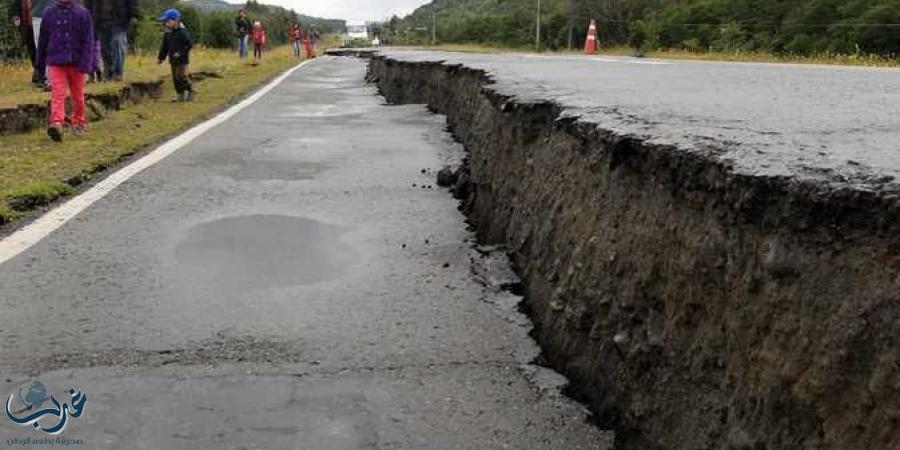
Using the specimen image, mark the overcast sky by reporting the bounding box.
[248,0,431,21]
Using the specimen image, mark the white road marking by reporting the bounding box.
[0,59,316,267]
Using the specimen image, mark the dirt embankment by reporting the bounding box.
[0,72,221,135]
[367,55,900,449]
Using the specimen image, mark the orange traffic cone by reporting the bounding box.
[584,19,598,54]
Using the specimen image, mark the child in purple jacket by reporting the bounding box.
[36,0,94,142]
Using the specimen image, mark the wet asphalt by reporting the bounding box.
[0,58,609,448]
[371,49,900,194]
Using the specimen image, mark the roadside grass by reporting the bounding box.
[427,43,900,68]
[0,44,314,224]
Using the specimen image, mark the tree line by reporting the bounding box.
[0,0,343,59]
[381,0,900,56]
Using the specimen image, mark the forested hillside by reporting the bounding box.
[384,0,900,55]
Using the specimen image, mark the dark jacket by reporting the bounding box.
[83,0,138,28]
[234,16,250,37]
[36,1,94,73]
[158,25,192,66]
[7,0,34,27]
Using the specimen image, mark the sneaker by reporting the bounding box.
[47,124,63,142]
[183,91,194,102]
[171,92,184,103]
[72,125,86,137]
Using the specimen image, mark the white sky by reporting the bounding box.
[240,0,431,21]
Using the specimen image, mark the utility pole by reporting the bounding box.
[432,6,437,45]
[535,0,542,50]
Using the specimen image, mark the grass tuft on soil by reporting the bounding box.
[0,44,317,225]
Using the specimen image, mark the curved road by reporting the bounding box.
[0,58,608,449]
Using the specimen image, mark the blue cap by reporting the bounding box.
[157,8,181,21]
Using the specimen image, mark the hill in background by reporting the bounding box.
[384,0,900,56]
[180,0,241,12]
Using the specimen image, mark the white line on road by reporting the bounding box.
[0,59,316,267]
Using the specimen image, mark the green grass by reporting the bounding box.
[426,43,900,68]
[0,43,322,225]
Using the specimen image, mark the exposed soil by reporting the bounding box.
[0,71,220,135]
[366,55,900,449]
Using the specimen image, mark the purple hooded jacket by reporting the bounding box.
[36,0,95,74]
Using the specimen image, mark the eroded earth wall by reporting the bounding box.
[367,55,900,449]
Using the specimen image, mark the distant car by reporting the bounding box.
[343,20,369,47]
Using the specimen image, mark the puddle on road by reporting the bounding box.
[174,215,355,289]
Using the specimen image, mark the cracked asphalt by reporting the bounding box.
[368,49,900,194]
[0,57,609,449]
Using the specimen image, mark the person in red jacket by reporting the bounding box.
[251,21,266,60]
[289,23,302,58]
[302,25,314,59]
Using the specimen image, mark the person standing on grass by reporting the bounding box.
[302,28,313,59]
[84,0,139,81]
[156,8,193,103]
[36,0,94,142]
[87,35,102,83]
[234,9,251,59]
[308,25,319,57]
[289,23,302,58]
[7,0,45,86]
[251,21,266,60]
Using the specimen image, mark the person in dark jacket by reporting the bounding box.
[36,0,95,141]
[234,8,251,59]
[307,25,319,57]
[157,8,193,102]
[84,0,139,81]
[7,0,44,85]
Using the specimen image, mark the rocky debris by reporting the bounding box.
[436,165,459,187]
[368,53,900,450]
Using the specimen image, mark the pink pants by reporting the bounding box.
[48,65,86,127]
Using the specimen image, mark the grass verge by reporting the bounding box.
[0,44,312,225]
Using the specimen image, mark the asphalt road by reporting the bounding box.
[0,57,609,449]
[373,49,900,194]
